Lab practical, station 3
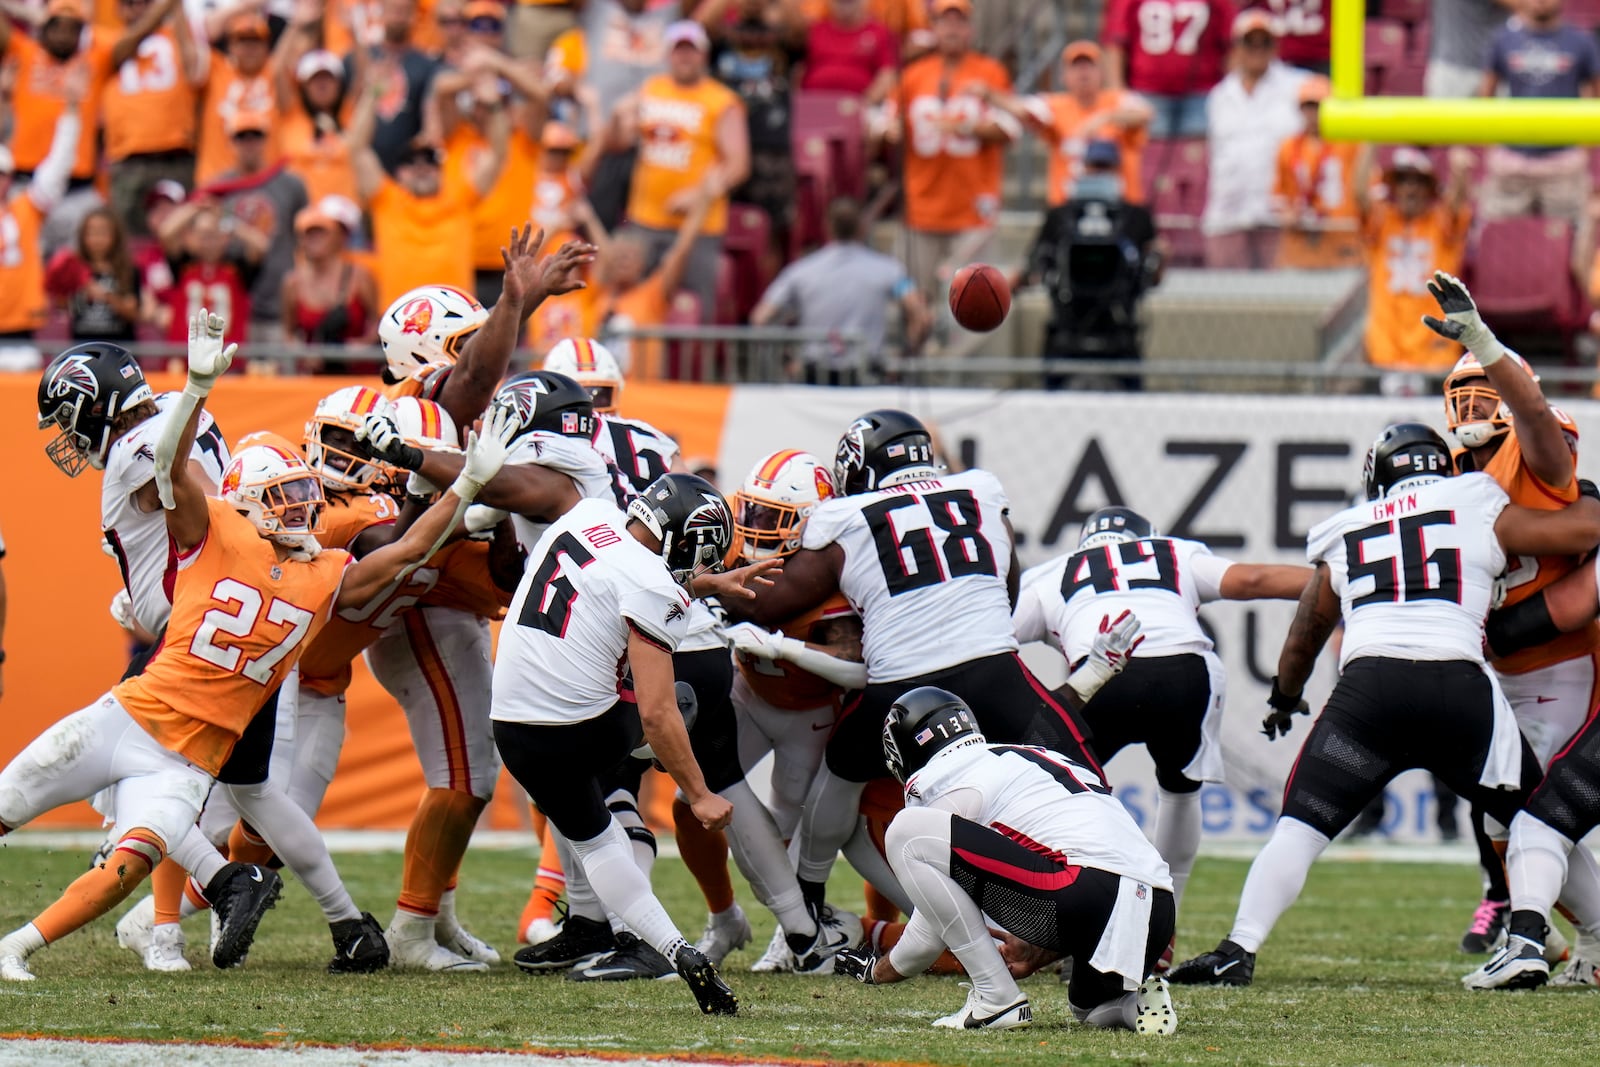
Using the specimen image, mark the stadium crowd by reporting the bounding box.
[0,0,1598,382]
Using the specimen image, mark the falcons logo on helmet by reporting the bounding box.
[684,493,731,540]
[837,419,869,472]
[46,355,101,403]
[498,378,550,426]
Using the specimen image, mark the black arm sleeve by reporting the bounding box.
[1485,592,1562,660]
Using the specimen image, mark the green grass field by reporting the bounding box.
[2,843,1599,1066]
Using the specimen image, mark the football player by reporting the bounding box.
[1014,506,1310,922]
[722,410,1117,933]
[543,337,684,496]
[488,472,777,1015]
[835,688,1177,1035]
[1424,271,1600,957]
[1169,423,1600,988]
[0,312,516,980]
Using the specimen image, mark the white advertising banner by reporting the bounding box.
[718,386,1600,842]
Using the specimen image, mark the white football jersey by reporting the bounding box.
[504,430,620,554]
[803,468,1016,683]
[1014,536,1233,662]
[493,497,691,725]
[1308,473,1509,667]
[102,394,229,636]
[593,414,679,499]
[908,740,1172,889]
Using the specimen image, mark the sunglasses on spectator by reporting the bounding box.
[1239,34,1274,49]
[468,16,503,32]
[401,148,443,167]
[231,129,268,142]
[436,14,466,26]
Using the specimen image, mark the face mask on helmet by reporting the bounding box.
[223,446,328,544]
[304,387,398,492]
[627,474,735,586]
[543,338,624,415]
[1444,375,1512,449]
[733,449,833,561]
[36,345,154,477]
[262,473,327,535]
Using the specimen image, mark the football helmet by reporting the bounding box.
[544,338,625,414]
[378,285,488,384]
[834,409,939,495]
[882,687,984,785]
[304,385,397,492]
[391,396,460,451]
[1444,352,1537,449]
[1078,506,1158,550]
[491,370,597,441]
[36,342,155,476]
[733,449,835,561]
[1363,422,1453,501]
[221,442,327,544]
[627,473,736,585]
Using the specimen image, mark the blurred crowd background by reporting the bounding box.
[0,0,1597,392]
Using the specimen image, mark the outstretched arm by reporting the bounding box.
[154,309,238,551]
[1220,563,1315,601]
[718,545,841,627]
[1496,498,1600,559]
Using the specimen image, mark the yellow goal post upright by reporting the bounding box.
[1319,0,1600,145]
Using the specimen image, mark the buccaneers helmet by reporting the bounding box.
[221,443,327,544]
[304,385,397,492]
[543,338,625,414]
[1443,351,1538,450]
[378,284,488,384]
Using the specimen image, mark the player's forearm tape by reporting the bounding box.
[1066,658,1116,703]
[1485,594,1561,660]
[775,636,868,689]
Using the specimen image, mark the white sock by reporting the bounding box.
[167,823,229,887]
[570,818,688,961]
[1509,811,1574,923]
[843,816,915,916]
[1153,788,1202,911]
[224,781,361,923]
[1559,845,1600,938]
[0,923,46,957]
[1229,817,1330,953]
[437,888,460,930]
[721,780,814,936]
[886,807,1021,1007]
[796,770,865,886]
[1078,991,1137,1030]
[552,827,606,923]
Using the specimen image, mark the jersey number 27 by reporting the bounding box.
[189,578,316,685]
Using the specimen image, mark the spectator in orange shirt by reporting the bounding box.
[531,120,584,236]
[277,48,363,207]
[0,76,82,368]
[195,10,288,186]
[1355,144,1474,379]
[1273,75,1360,269]
[352,64,510,308]
[101,0,206,235]
[620,20,748,322]
[988,40,1152,209]
[45,207,143,341]
[282,202,380,360]
[890,0,1019,308]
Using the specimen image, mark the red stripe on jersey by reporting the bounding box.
[954,843,1081,892]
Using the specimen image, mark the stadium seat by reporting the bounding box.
[1364,20,1408,96]
[792,90,867,202]
[1144,138,1207,267]
[1407,19,1430,64]
[1567,0,1600,28]
[713,252,740,326]
[791,134,837,256]
[1385,60,1426,97]
[1378,0,1428,25]
[722,204,774,321]
[662,290,710,380]
[1468,217,1585,340]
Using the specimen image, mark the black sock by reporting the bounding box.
[1509,909,1548,944]
[800,878,826,913]
[786,930,817,955]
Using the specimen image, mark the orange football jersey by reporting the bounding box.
[101,27,199,162]
[1030,89,1146,208]
[1362,201,1470,371]
[320,490,399,552]
[897,53,1013,232]
[445,125,540,272]
[0,198,48,335]
[626,74,743,236]
[370,175,480,309]
[1465,418,1600,675]
[736,593,858,710]
[196,61,280,187]
[114,500,350,775]
[6,31,115,179]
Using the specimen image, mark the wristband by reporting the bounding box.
[1267,676,1302,712]
[449,473,484,503]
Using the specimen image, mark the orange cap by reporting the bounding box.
[1062,40,1101,65]
[540,121,580,151]
[463,0,505,22]
[932,0,972,16]
[44,0,87,22]
[226,11,271,40]
[1232,9,1277,40]
[294,206,337,234]
[226,109,273,137]
[1298,75,1331,104]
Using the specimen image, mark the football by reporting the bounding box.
[948,263,1011,332]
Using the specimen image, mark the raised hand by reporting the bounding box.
[355,413,424,472]
[186,307,236,392]
[691,557,782,601]
[1421,270,1504,363]
[453,402,518,499]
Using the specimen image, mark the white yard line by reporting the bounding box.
[0,1038,804,1067]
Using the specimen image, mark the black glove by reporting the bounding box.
[834,944,880,984]
[355,413,424,472]
[1580,478,1600,503]
[1261,675,1310,741]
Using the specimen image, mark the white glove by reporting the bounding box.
[1066,609,1144,703]
[451,403,517,502]
[464,504,509,535]
[185,307,237,396]
[406,470,442,498]
[109,589,137,633]
[1422,270,1507,366]
[723,621,787,661]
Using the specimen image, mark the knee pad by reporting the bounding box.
[606,789,657,856]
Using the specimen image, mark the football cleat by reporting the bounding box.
[674,944,739,1016]
[1461,898,1510,954]
[1167,939,1255,986]
[1463,933,1550,990]
[143,923,191,973]
[523,917,562,946]
[208,863,282,969]
[0,954,36,982]
[792,903,859,975]
[436,918,500,966]
[932,985,1032,1031]
[1551,931,1600,986]
[513,913,615,973]
[386,913,487,973]
[694,904,752,966]
[568,932,678,981]
[328,913,389,974]
[1135,976,1177,1036]
[116,895,156,957]
[751,926,792,973]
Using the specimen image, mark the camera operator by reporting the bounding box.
[1014,139,1164,391]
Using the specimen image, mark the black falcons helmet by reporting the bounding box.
[1078,506,1158,549]
[491,370,597,441]
[627,472,736,585]
[1363,422,1452,501]
[882,687,985,785]
[834,409,938,495]
[37,342,154,477]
